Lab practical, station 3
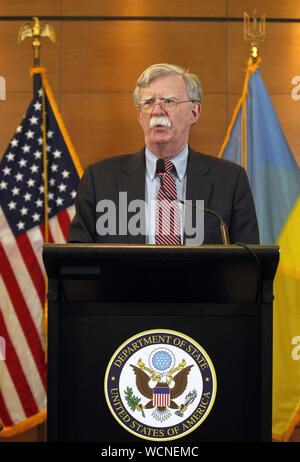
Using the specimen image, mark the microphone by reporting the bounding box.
[156,158,165,177]
[155,159,230,245]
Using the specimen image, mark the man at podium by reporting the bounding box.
[68,63,259,246]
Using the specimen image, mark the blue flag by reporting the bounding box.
[219,58,300,441]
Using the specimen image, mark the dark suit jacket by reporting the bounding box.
[68,147,259,245]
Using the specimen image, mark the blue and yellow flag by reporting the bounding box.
[219,57,300,441]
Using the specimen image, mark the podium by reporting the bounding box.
[43,243,279,442]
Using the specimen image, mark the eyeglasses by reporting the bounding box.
[138,98,194,113]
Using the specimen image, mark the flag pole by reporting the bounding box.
[218,11,266,161]
[242,11,266,169]
[243,10,266,65]
[18,17,56,361]
[18,16,56,68]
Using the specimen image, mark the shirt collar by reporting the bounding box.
[145,145,188,182]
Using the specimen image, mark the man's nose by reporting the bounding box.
[151,101,166,113]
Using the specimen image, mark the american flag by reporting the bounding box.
[153,387,170,407]
[0,68,82,436]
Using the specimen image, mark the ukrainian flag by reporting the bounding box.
[219,57,300,441]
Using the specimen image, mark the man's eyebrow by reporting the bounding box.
[142,95,176,100]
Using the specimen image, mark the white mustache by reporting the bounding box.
[150,116,171,129]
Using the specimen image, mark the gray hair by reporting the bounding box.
[134,63,203,107]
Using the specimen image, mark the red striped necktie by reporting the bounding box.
[155,159,181,245]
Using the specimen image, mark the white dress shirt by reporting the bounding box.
[144,145,188,244]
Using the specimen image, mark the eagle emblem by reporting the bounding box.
[125,348,196,422]
[105,330,217,441]
[18,17,56,44]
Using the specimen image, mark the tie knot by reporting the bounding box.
[164,160,174,173]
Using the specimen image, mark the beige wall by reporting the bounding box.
[0,0,299,442]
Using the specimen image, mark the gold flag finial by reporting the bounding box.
[18,17,56,67]
[243,10,266,62]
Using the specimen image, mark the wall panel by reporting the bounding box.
[0,0,62,16]
[228,0,300,19]
[61,21,225,94]
[62,0,226,17]
[61,92,144,166]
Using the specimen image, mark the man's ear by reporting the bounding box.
[137,109,143,125]
[191,102,201,124]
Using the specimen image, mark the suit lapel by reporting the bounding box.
[184,147,213,244]
[117,149,146,244]
[186,147,213,206]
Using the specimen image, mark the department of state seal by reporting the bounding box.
[104,329,217,441]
